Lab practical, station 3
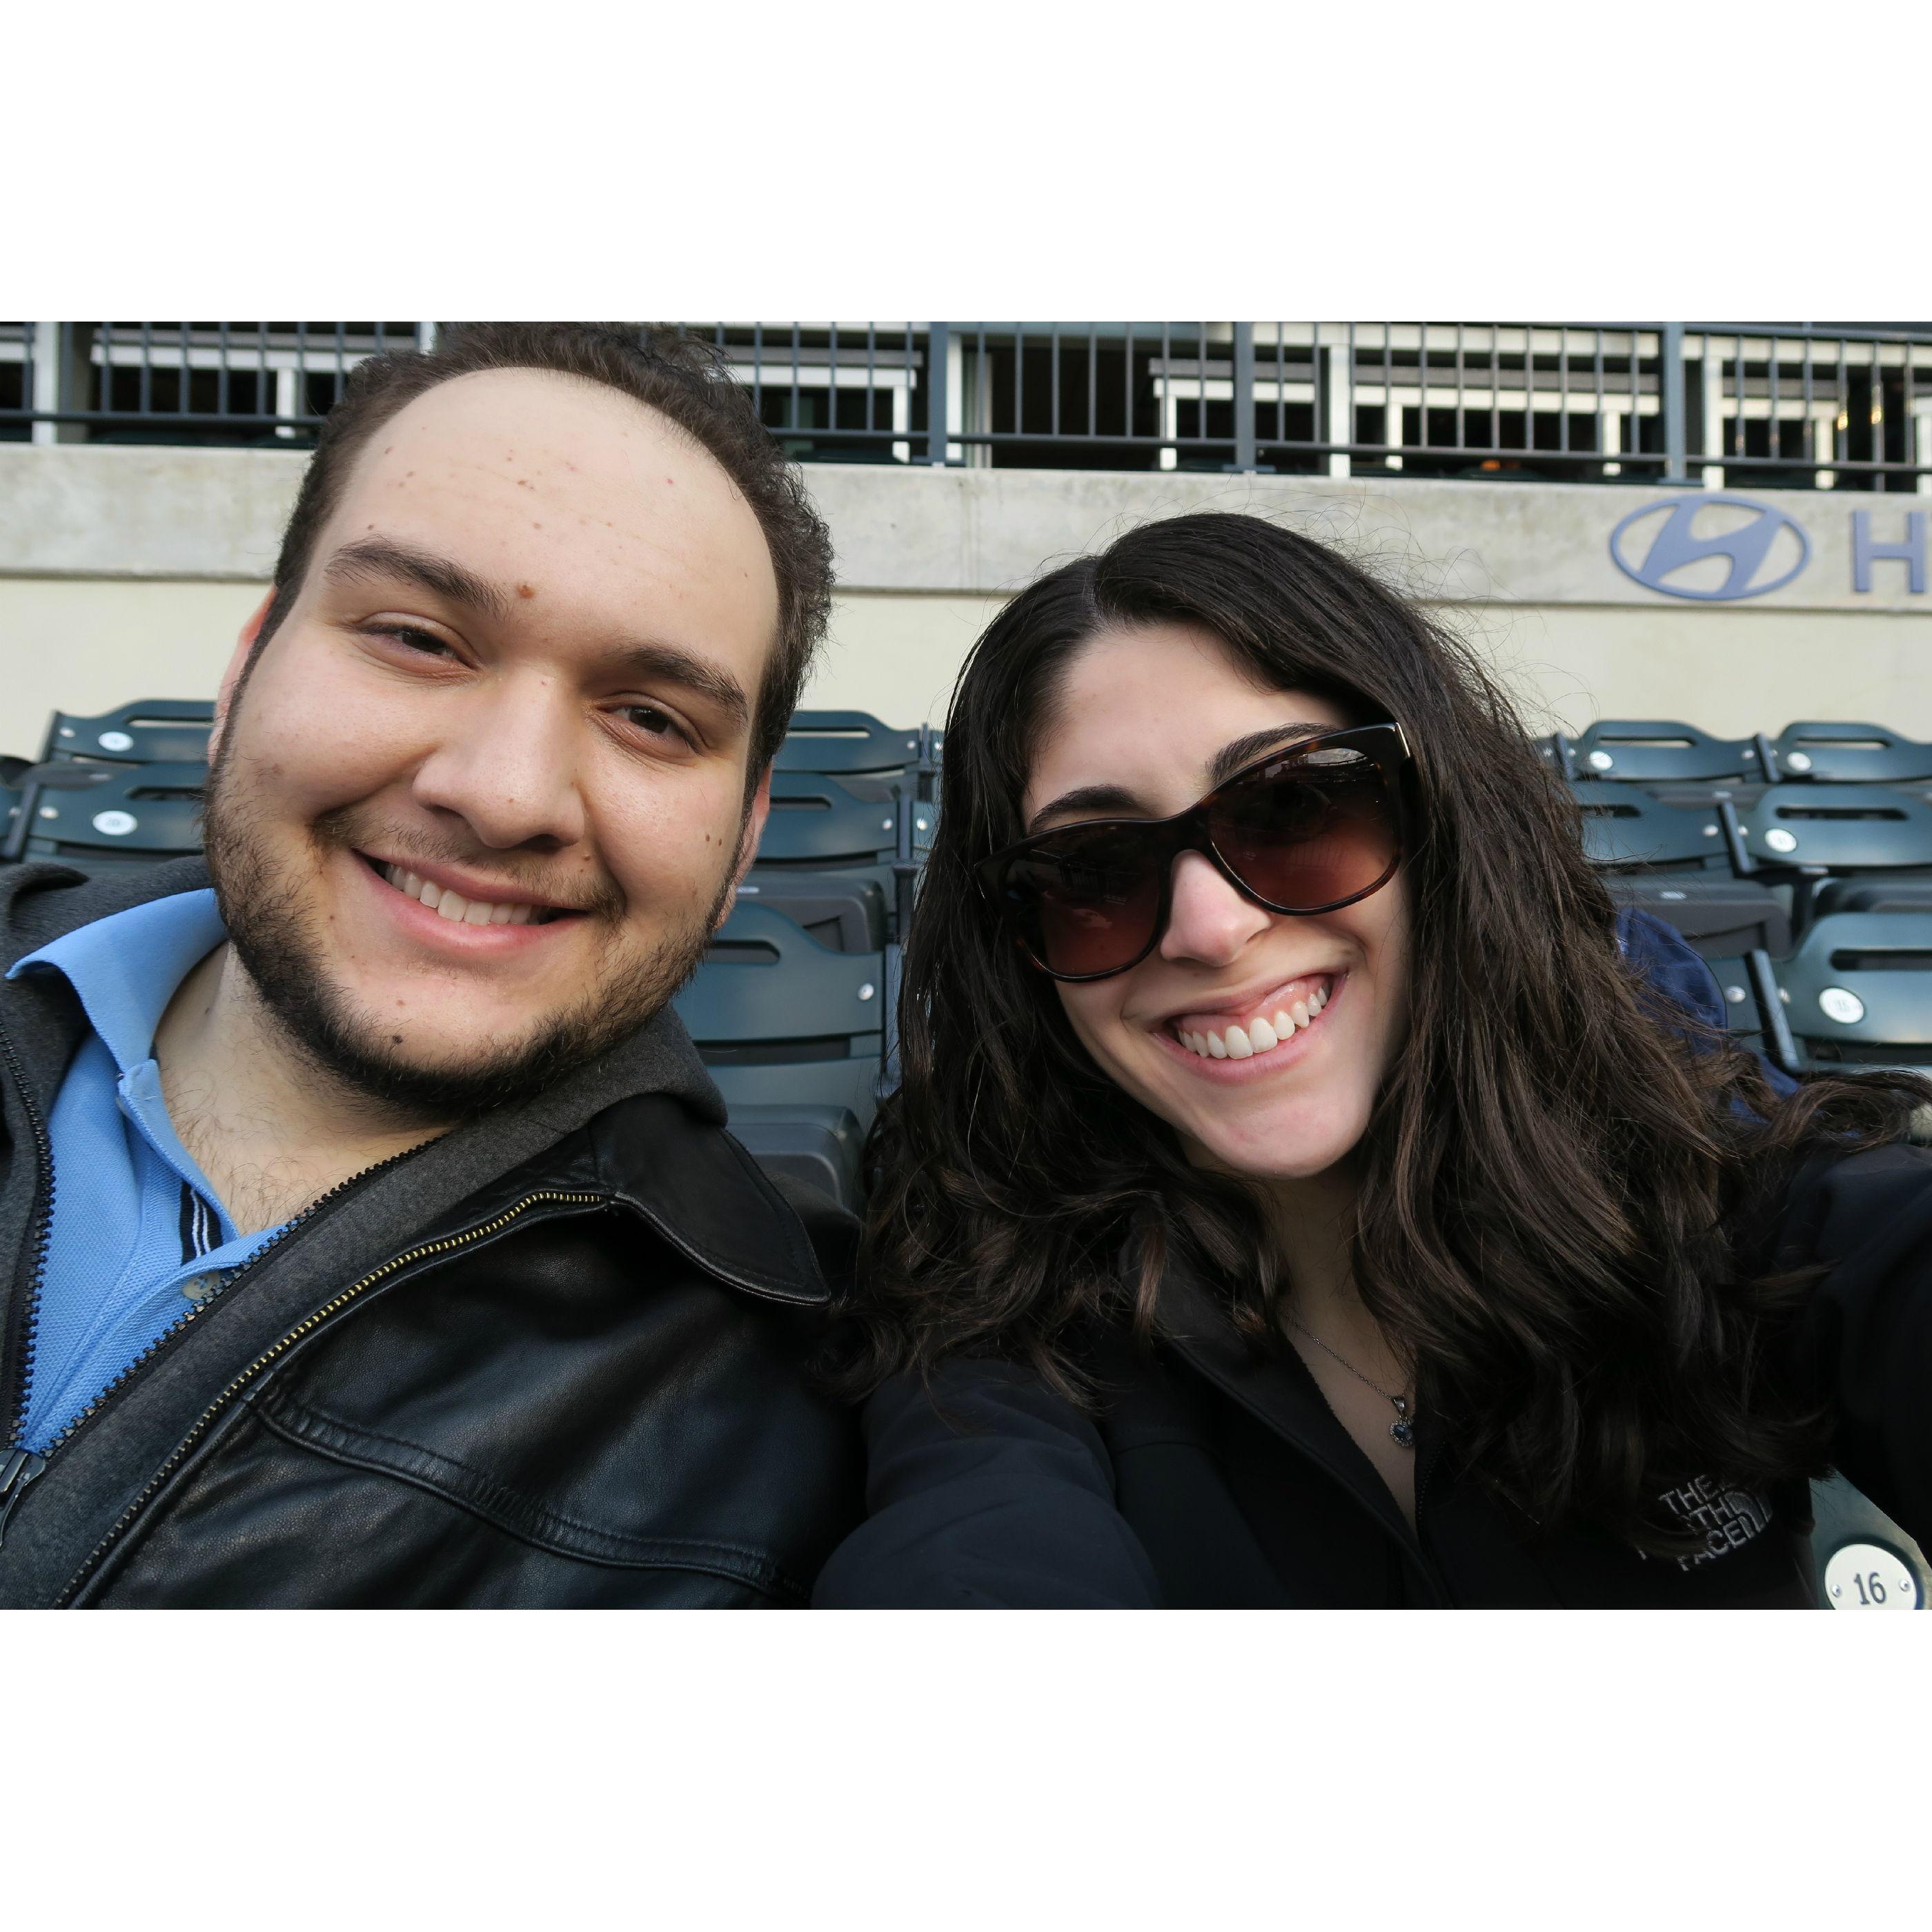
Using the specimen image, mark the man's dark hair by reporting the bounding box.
[257,322,834,775]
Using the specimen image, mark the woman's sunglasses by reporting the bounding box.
[976,722,1411,982]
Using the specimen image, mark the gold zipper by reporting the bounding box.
[13,1127,437,1469]
[54,1188,607,1605]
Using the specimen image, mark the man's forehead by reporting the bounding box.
[348,366,711,500]
[322,367,781,639]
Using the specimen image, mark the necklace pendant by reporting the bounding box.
[1389,1396,1415,1450]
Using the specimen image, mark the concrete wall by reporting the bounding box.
[4,444,1929,753]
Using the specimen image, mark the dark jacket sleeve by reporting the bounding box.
[1779,1141,1932,1537]
[811,1359,1163,1608]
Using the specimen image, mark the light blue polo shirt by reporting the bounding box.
[7,890,286,1453]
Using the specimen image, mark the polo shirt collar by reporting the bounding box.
[6,888,227,1074]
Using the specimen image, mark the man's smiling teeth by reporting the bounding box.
[380,862,551,927]
[1176,982,1330,1060]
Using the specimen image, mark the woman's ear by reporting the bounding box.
[207,591,273,763]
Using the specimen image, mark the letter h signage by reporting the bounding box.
[1851,511,1928,595]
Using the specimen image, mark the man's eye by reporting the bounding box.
[366,623,453,657]
[363,622,455,660]
[616,704,692,747]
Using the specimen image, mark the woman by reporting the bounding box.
[816,511,1931,1608]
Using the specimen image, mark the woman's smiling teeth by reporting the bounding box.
[380,861,554,927]
[1173,979,1332,1060]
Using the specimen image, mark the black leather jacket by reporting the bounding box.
[0,860,863,1608]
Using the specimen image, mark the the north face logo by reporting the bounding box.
[1656,1475,1773,1570]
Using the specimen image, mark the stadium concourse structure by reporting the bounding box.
[3,322,1932,739]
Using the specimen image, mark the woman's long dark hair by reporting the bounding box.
[836,512,1920,1547]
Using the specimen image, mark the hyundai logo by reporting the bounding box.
[1609,493,1811,602]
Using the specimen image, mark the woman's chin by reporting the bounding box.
[1177,1101,1371,1183]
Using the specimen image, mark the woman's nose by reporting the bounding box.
[1158,849,1270,967]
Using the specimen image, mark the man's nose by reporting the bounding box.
[1158,849,1271,967]
[408,676,588,851]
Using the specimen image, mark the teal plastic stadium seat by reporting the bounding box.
[755,773,934,869]
[1574,720,1772,785]
[1604,877,1789,958]
[673,905,887,1132]
[41,699,214,767]
[776,710,927,777]
[1810,1473,1929,1610]
[1731,784,1932,873]
[1699,954,1765,1042]
[1573,785,1730,872]
[1766,911,1932,1072]
[1773,721,1932,786]
[731,872,887,952]
[727,1104,865,1212]
[676,903,884,1047]
[19,760,205,868]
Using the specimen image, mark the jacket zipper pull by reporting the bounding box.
[0,1448,49,1549]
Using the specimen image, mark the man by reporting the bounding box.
[0,322,860,1606]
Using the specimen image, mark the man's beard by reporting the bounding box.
[199,752,736,1124]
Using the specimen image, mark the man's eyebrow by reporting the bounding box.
[1026,722,1337,834]
[603,641,750,733]
[322,540,750,735]
[322,538,513,622]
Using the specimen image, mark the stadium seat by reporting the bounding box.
[1772,721,1932,786]
[1721,785,1932,929]
[1573,720,1776,785]
[11,760,204,870]
[1756,911,1932,1076]
[39,698,214,766]
[1572,784,1731,873]
[673,903,887,1132]
[1604,877,1789,960]
[704,1070,887,1145]
[677,903,885,1047]
[776,707,943,796]
[749,775,935,945]
[727,1104,865,1213]
[1702,954,1768,1040]
[1641,778,1767,811]
[1606,879,1790,1050]
[1,770,23,860]
[731,872,887,953]
[753,772,934,870]
[1810,1473,1930,1610]
[1809,878,1932,919]
[1532,732,1576,780]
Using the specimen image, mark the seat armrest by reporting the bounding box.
[1718,798,1755,878]
[1747,947,1804,1077]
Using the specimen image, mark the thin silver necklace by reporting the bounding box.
[1283,1312,1416,1449]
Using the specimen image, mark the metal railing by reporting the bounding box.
[1,322,427,442]
[5,321,1929,491]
